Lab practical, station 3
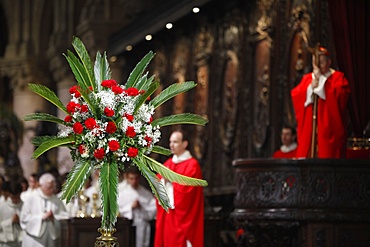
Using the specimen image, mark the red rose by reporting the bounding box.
[126,126,136,138]
[127,147,138,157]
[66,101,81,113]
[64,115,72,122]
[104,107,115,117]
[73,122,84,134]
[85,118,97,130]
[112,85,124,94]
[101,79,117,88]
[124,113,134,122]
[148,116,153,123]
[79,144,86,154]
[80,104,89,113]
[125,87,139,96]
[94,148,105,159]
[69,85,81,98]
[106,121,117,134]
[108,140,120,152]
[144,135,152,146]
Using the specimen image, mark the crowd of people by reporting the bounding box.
[0,129,205,247]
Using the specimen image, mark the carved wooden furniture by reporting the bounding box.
[231,158,370,247]
[60,217,135,247]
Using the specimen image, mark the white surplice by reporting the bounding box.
[20,189,68,247]
[118,184,156,247]
[0,200,23,247]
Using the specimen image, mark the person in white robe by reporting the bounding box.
[0,182,23,247]
[118,167,156,247]
[20,173,68,247]
[20,174,39,203]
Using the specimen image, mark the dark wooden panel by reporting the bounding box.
[60,217,135,247]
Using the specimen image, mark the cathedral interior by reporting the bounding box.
[0,0,369,246]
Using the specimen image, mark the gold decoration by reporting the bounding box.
[90,193,100,218]
[95,228,119,247]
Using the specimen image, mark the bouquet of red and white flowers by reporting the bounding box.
[24,37,208,231]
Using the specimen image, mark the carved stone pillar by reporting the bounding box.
[8,62,50,178]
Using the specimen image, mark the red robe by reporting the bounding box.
[272,149,297,158]
[291,71,350,158]
[154,157,204,247]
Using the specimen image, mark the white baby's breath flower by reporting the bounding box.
[58,125,73,137]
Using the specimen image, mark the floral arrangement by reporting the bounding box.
[24,37,208,231]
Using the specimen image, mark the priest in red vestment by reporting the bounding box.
[154,130,204,247]
[273,125,297,158]
[291,46,350,158]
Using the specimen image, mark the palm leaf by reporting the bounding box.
[152,145,171,156]
[100,161,119,230]
[72,37,96,89]
[24,113,66,125]
[134,80,160,113]
[134,157,171,210]
[126,51,155,88]
[151,113,208,127]
[135,73,155,91]
[94,51,111,92]
[61,159,92,203]
[63,51,90,90]
[32,136,59,146]
[150,81,197,109]
[28,84,68,114]
[143,155,208,187]
[32,136,75,159]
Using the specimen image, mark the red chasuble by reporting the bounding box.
[272,149,297,158]
[155,157,204,247]
[291,71,350,158]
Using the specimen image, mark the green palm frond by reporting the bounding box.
[24,113,66,125]
[135,74,155,91]
[150,81,197,109]
[72,37,96,90]
[126,51,155,88]
[152,145,171,156]
[32,135,60,146]
[100,161,119,230]
[134,80,160,113]
[61,159,92,203]
[28,84,68,114]
[151,113,208,127]
[63,51,90,90]
[134,157,171,211]
[94,51,111,92]
[32,136,75,159]
[143,155,208,187]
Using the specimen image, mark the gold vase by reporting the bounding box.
[95,228,119,247]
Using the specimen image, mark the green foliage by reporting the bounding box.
[94,51,111,92]
[134,157,172,210]
[152,145,172,156]
[24,113,65,125]
[61,159,92,203]
[72,36,96,90]
[28,84,68,114]
[151,113,208,127]
[125,51,155,88]
[100,161,119,230]
[150,81,197,109]
[134,80,160,113]
[143,155,208,187]
[32,136,74,159]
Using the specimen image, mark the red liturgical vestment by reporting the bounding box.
[273,149,297,158]
[155,157,204,247]
[291,71,350,158]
